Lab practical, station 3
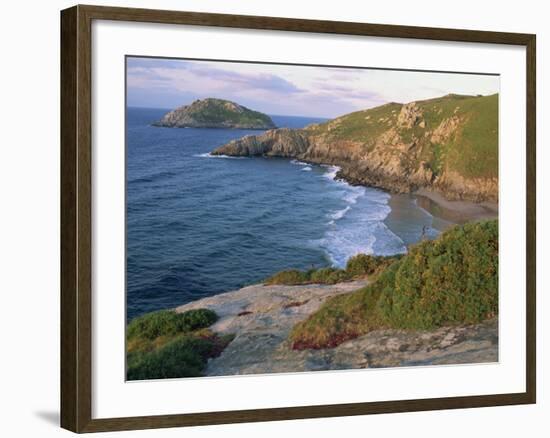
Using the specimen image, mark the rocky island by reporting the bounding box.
[212,93,498,203]
[153,98,277,129]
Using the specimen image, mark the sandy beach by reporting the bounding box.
[414,188,498,225]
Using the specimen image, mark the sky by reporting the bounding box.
[126,57,500,119]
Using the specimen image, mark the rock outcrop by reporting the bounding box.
[212,94,499,202]
[397,101,424,128]
[153,98,276,129]
[175,281,497,376]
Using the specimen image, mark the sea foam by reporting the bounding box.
[316,164,406,267]
[330,206,351,221]
[290,159,310,166]
[321,165,341,181]
[194,152,247,159]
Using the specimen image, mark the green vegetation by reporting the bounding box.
[307,93,498,180]
[290,220,498,350]
[189,98,275,127]
[309,267,351,284]
[156,98,276,128]
[264,254,402,286]
[127,308,218,341]
[418,94,498,179]
[345,253,401,277]
[447,95,498,179]
[307,102,403,149]
[127,331,234,380]
[265,269,311,285]
[126,308,233,380]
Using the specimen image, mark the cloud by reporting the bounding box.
[127,58,190,70]
[126,57,499,118]
[188,64,303,94]
[127,58,303,98]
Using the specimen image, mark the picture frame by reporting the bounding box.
[60,4,536,433]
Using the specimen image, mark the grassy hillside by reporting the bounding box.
[307,102,403,147]
[290,220,498,350]
[418,94,498,179]
[307,93,498,180]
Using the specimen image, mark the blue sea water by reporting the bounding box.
[126,108,439,320]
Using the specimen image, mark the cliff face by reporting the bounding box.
[153,98,276,129]
[212,94,499,202]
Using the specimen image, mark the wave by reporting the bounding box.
[315,164,405,266]
[194,152,247,159]
[290,159,310,166]
[329,206,351,221]
[315,224,378,267]
[317,220,406,267]
[321,165,341,181]
[343,186,366,204]
[128,170,176,184]
[301,166,312,171]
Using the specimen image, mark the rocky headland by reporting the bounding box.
[212,93,498,202]
[153,98,276,129]
[175,280,497,376]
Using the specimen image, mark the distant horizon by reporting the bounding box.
[126,91,498,121]
[126,104,331,120]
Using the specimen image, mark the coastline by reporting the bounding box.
[316,160,498,235]
[240,155,497,233]
[413,188,498,224]
[383,189,498,246]
[325,162,498,245]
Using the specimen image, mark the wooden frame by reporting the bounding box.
[60,4,536,433]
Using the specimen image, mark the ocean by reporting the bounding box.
[126,108,442,320]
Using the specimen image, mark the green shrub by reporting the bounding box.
[290,262,399,350]
[127,333,233,380]
[290,220,498,349]
[264,254,400,286]
[127,308,218,341]
[264,269,311,285]
[126,307,233,380]
[345,253,401,277]
[378,220,498,329]
[310,267,351,284]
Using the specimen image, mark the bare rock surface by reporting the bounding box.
[175,281,498,376]
[397,102,424,128]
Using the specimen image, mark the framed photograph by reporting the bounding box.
[60,4,536,433]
